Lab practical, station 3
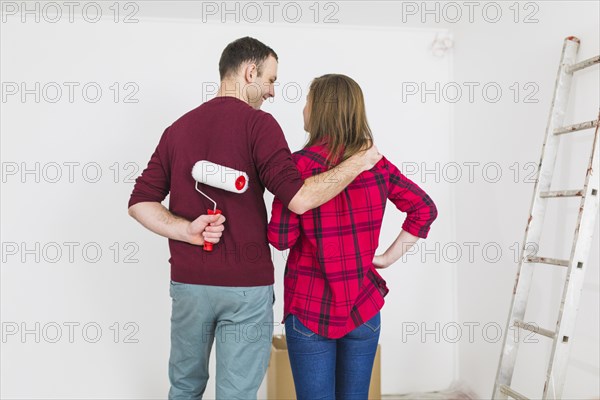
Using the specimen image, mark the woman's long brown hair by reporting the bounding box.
[305,74,374,167]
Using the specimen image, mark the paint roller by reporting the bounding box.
[191,160,249,251]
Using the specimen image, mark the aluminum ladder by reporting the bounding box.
[492,36,600,400]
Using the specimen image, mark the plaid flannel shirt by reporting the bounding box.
[268,144,438,339]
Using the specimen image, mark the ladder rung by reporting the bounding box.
[514,320,556,339]
[566,55,600,73]
[554,120,598,135]
[499,384,530,400]
[540,189,584,198]
[526,256,569,267]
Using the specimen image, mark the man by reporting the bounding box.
[128,36,381,399]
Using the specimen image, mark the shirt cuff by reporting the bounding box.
[402,219,430,239]
[276,179,304,210]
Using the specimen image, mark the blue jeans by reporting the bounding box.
[284,313,381,400]
[168,281,274,400]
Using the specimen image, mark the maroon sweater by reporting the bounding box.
[128,97,304,286]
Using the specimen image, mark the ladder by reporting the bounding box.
[492,36,600,400]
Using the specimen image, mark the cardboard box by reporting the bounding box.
[267,335,381,399]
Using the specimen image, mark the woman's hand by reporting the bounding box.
[372,254,391,269]
[372,231,421,270]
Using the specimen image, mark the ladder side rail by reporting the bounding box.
[492,37,581,399]
[543,113,600,399]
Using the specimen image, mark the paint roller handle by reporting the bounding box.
[203,209,222,252]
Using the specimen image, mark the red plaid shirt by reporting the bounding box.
[268,144,438,339]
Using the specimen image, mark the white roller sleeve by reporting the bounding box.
[191,160,249,194]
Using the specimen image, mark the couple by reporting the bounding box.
[128,36,437,400]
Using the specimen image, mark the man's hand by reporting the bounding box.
[128,202,228,245]
[186,214,227,246]
[372,253,391,269]
[359,143,383,171]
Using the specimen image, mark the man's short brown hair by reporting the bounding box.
[218,37,278,81]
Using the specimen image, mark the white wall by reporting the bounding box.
[2,2,598,399]
[0,10,455,399]
[450,2,600,399]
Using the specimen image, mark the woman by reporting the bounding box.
[267,74,438,400]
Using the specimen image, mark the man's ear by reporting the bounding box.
[244,63,257,83]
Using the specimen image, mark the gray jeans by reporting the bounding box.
[168,281,274,400]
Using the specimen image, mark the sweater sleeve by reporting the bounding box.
[250,113,303,209]
[128,127,172,208]
[386,157,438,238]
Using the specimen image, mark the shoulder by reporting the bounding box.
[246,110,285,142]
[293,145,328,164]
[292,145,330,176]
[170,102,208,128]
[372,155,396,173]
[175,97,278,126]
